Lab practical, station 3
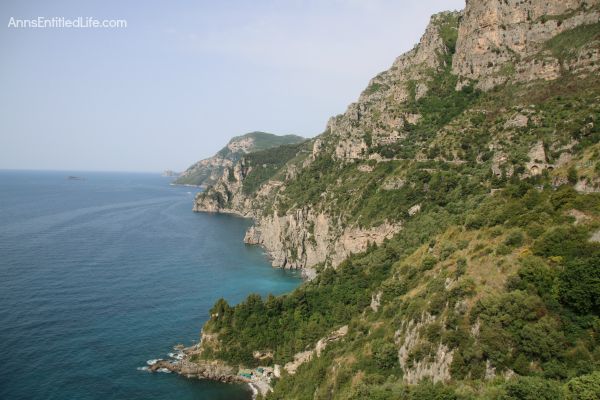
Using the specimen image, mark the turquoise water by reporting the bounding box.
[0,170,301,400]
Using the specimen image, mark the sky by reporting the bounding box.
[0,0,464,172]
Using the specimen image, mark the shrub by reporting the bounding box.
[559,255,600,315]
[456,258,467,277]
[500,376,564,400]
[509,256,558,301]
[505,230,525,247]
[408,381,463,400]
[532,226,590,259]
[457,239,469,250]
[421,256,438,271]
[518,317,564,361]
[372,341,398,371]
[565,371,600,400]
[568,166,579,185]
[440,243,457,260]
[496,244,512,256]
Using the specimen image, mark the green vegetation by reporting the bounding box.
[201,175,600,398]
[242,142,309,194]
[364,82,390,96]
[192,11,600,400]
[544,22,600,62]
[371,13,480,161]
[218,132,305,155]
[174,132,305,186]
[211,177,599,399]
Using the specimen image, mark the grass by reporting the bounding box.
[544,21,600,62]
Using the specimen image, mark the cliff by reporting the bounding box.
[189,1,600,397]
[453,0,600,89]
[194,2,600,276]
[174,132,305,187]
[193,12,462,271]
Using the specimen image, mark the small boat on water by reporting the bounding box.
[67,176,84,180]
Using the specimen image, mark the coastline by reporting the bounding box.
[192,206,317,280]
[144,206,298,399]
[141,186,310,398]
[146,344,272,399]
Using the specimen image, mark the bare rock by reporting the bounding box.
[243,226,262,245]
[504,113,529,129]
[370,291,382,312]
[408,204,422,216]
[453,0,600,90]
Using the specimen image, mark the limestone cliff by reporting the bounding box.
[323,11,460,162]
[453,0,600,89]
[193,1,600,275]
[192,12,459,270]
[195,165,401,271]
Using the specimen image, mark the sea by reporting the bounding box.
[0,170,301,400]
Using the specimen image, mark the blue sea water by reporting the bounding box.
[0,170,301,400]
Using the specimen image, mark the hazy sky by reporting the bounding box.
[0,0,464,172]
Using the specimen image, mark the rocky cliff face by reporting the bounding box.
[177,156,234,188]
[193,12,459,270]
[195,166,401,271]
[243,210,400,271]
[193,0,600,274]
[453,0,600,89]
[322,12,459,163]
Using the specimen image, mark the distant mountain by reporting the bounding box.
[173,132,305,187]
[161,170,179,177]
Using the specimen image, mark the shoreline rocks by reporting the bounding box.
[146,345,241,382]
[145,345,271,398]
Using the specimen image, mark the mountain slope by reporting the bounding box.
[174,132,305,187]
[183,1,600,398]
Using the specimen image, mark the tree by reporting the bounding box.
[559,255,600,315]
[501,376,564,400]
[373,341,398,371]
[408,381,462,400]
[565,371,600,400]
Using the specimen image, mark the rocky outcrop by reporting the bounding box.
[176,132,304,187]
[321,12,458,163]
[193,160,250,214]
[370,291,382,312]
[396,314,454,384]
[149,358,239,382]
[176,155,234,188]
[453,0,600,90]
[576,177,600,193]
[284,325,349,375]
[147,338,278,398]
[283,351,314,375]
[146,341,242,384]
[316,325,349,357]
[243,210,401,269]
